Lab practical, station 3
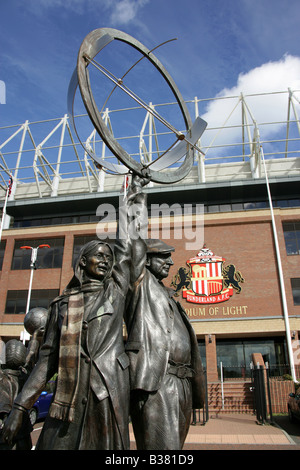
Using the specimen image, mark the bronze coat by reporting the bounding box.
[13,238,135,450]
[125,260,205,409]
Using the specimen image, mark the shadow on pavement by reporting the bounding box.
[274,415,300,445]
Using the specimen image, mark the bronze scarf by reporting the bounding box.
[49,292,84,423]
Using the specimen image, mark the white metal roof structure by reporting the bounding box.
[0,89,299,202]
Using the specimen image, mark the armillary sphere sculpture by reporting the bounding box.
[68,28,207,184]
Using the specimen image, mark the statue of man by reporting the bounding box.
[125,234,205,449]
[2,174,147,450]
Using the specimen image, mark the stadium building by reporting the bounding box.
[0,90,300,411]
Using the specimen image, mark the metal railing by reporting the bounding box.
[218,363,299,381]
[216,363,297,416]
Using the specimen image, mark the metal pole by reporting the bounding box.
[22,266,34,344]
[21,245,50,344]
[0,187,9,242]
[22,247,37,344]
[25,258,35,313]
[202,370,209,424]
[265,363,274,424]
[220,361,224,410]
[194,97,205,183]
[260,146,297,382]
[0,176,12,241]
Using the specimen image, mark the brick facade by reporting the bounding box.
[0,205,300,389]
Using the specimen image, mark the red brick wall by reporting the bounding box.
[1,209,299,340]
[269,380,294,414]
[167,216,282,319]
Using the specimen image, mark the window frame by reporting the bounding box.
[283,222,300,256]
[11,238,65,270]
[291,278,300,306]
[5,289,60,314]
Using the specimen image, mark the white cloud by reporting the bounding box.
[109,0,150,25]
[25,0,149,25]
[26,0,86,14]
[200,55,300,155]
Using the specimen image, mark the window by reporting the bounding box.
[276,199,300,208]
[72,235,98,267]
[291,279,300,306]
[12,238,64,270]
[216,337,287,378]
[231,203,244,211]
[5,289,59,314]
[0,240,6,270]
[72,235,114,267]
[13,214,100,228]
[198,340,206,370]
[283,222,300,255]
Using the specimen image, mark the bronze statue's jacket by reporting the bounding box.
[13,238,133,450]
[125,256,205,409]
[11,189,144,450]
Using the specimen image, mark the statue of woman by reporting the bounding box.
[2,175,148,450]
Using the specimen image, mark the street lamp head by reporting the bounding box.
[21,244,51,250]
[20,244,51,269]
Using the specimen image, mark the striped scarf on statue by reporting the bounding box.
[49,292,84,422]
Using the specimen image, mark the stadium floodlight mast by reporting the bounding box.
[68,28,207,184]
[20,244,50,344]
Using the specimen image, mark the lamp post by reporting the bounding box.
[20,244,50,344]
[260,146,297,383]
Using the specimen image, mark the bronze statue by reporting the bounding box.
[22,307,50,373]
[2,23,208,449]
[125,234,205,450]
[0,340,32,450]
[2,175,147,450]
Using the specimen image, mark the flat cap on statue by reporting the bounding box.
[146,239,175,254]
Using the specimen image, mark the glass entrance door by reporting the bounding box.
[216,337,288,379]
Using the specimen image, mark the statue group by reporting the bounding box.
[1,174,205,450]
[1,27,207,451]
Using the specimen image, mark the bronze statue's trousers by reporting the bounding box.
[130,372,192,450]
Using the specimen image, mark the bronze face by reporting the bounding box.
[147,252,174,280]
[80,244,113,281]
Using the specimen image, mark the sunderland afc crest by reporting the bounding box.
[171,246,244,304]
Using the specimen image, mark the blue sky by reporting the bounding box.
[0,0,300,178]
[1,0,300,125]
